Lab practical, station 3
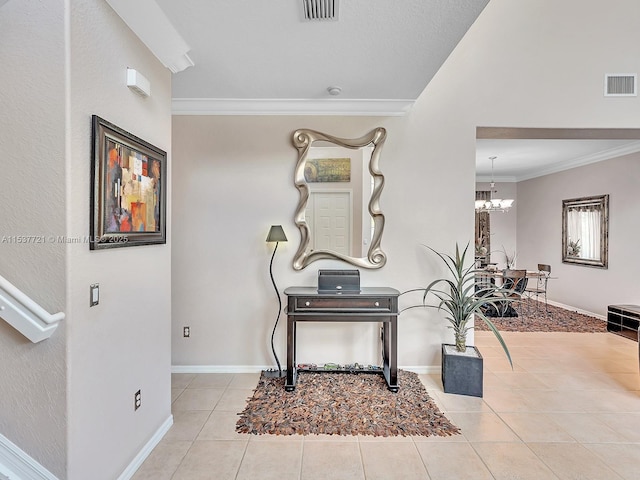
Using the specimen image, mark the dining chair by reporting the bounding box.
[525,264,551,314]
[484,270,527,317]
[496,269,528,317]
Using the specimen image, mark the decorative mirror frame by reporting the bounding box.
[562,194,609,268]
[291,127,387,270]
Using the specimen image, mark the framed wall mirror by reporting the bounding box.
[562,194,609,268]
[291,127,387,270]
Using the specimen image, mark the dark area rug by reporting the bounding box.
[236,370,460,437]
[476,302,607,333]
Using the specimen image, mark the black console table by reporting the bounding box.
[283,287,399,392]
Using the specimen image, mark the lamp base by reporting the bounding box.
[262,369,287,378]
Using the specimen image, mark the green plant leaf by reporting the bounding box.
[411,241,515,368]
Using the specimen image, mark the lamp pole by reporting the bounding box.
[265,225,287,378]
[268,241,283,376]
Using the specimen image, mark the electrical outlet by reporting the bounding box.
[134,390,141,411]
[183,326,190,337]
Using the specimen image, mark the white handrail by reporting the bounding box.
[0,274,65,343]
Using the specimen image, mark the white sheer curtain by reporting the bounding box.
[567,208,601,260]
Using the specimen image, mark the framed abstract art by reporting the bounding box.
[90,115,167,250]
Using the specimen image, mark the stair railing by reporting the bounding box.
[0,275,65,343]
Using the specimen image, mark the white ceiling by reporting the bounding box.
[151,0,490,114]
[108,1,640,180]
[476,138,640,182]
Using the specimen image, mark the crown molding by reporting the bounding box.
[515,140,640,181]
[475,176,518,183]
[476,140,640,183]
[171,98,415,116]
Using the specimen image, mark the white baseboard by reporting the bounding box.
[400,366,441,374]
[172,365,442,374]
[543,299,606,321]
[0,433,58,480]
[172,301,608,378]
[1,415,177,480]
[116,415,173,480]
[171,365,268,374]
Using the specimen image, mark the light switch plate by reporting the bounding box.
[90,284,99,307]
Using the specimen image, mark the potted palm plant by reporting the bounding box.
[500,245,517,269]
[414,242,515,397]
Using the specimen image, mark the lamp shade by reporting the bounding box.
[266,225,287,243]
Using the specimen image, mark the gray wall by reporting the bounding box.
[517,152,640,317]
[0,0,67,476]
[67,1,173,478]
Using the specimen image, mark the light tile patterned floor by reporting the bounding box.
[133,331,640,479]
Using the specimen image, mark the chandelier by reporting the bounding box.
[475,156,515,213]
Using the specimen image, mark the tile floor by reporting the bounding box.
[133,331,640,479]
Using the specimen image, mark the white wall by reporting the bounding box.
[67,1,172,479]
[517,152,640,317]
[0,0,67,477]
[170,116,427,368]
[172,0,640,371]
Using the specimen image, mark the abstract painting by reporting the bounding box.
[90,115,166,249]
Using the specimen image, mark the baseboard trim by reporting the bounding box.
[172,365,268,373]
[543,299,606,321]
[400,366,441,374]
[172,365,442,374]
[0,433,58,480]
[116,415,173,480]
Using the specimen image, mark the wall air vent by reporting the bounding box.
[604,74,637,96]
[302,0,338,21]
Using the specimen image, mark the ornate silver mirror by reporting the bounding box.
[562,194,609,268]
[291,127,387,270]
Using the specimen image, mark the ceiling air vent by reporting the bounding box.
[604,74,637,96]
[302,0,338,21]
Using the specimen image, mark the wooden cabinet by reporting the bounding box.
[607,304,640,341]
[283,287,399,392]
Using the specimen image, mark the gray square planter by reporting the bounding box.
[441,344,483,397]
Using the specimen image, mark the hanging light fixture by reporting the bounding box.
[475,156,515,213]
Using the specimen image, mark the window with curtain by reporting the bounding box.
[566,206,601,260]
[562,194,608,268]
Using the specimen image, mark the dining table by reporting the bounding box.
[475,269,552,285]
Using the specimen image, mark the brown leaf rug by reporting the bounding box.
[236,370,460,437]
[476,302,607,333]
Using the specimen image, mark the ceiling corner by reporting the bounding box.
[104,0,194,73]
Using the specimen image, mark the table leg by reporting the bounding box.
[285,315,297,391]
[383,317,398,392]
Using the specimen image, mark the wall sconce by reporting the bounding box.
[127,68,151,97]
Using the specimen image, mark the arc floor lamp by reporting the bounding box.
[265,225,287,378]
